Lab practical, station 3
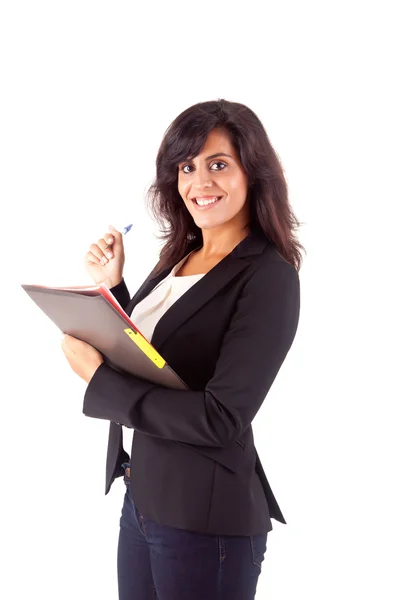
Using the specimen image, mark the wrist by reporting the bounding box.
[85,360,104,384]
[104,277,123,289]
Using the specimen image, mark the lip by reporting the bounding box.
[191,196,223,210]
[190,195,222,201]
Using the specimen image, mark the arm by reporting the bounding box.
[83,261,300,448]
[109,277,131,311]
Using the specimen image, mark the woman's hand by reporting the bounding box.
[61,334,104,384]
[84,225,125,289]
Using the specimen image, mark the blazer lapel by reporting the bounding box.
[151,255,248,351]
[125,228,270,353]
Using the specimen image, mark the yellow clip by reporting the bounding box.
[124,328,166,369]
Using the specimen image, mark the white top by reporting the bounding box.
[123,249,206,455]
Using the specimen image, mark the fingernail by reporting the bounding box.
[106,252,113,259]
[107,238,113,244]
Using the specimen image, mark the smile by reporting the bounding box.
[192,196,223,209]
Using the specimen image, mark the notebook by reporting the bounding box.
[21,282,188,390]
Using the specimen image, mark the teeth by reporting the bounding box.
[195,196,220,206]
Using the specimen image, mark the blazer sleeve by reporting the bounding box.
[109,277,131,311]
[83,261,300,448]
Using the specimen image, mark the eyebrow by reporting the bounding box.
[184,152,233,163]
[205,152,233,160]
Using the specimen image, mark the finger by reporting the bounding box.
[106,225,123,252]
[103,225,122,252]
[108,225,122,243]
[89,244,107,263]
[97,238,114,259]
[85,249,107,266]
[104,233,114,251]
[88,242,111,264]
[61,333,69,353]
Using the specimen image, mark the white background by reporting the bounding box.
[1,1,399,598]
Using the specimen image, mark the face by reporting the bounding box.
[177,128,250,232]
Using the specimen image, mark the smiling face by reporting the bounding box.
[177,128,250,232]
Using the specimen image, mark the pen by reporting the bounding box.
[105,223,133,250]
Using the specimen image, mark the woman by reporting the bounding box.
[61,99,304,600]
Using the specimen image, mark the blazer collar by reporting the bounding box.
[126,227,271,352]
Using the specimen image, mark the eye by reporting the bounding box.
[180,161,226,174]
[210,161,226,171]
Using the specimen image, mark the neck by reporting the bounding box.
[198,222,251,259]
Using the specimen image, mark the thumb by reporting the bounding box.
[108,225,123,249]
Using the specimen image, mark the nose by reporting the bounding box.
[192,166,212,191]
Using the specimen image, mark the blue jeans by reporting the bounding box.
[117,462,268,600]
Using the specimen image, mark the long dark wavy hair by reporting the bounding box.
[145,99,305,275]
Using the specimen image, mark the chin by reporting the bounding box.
[194,220,223,230]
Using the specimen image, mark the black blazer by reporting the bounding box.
[83,227,300,536]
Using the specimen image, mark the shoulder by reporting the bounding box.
[244,241,300,292]
[231,241,300,336]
